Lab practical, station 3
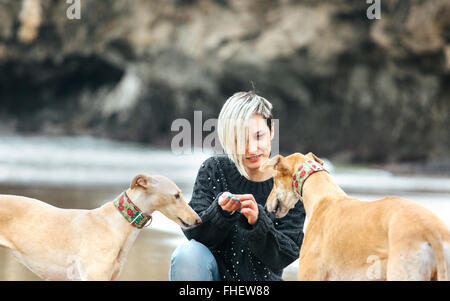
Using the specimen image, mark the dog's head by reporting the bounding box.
[261,152,323,218]
[130,174,201,229]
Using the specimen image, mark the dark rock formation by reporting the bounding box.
[0,0,449,164]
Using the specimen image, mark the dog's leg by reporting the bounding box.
[444,242,450,280]
[298,266,323,280]
[387,243,435,281]
[298,255,326,280]
[110,261,123,281]
[80,263,114,281]
[0,237,14,250]
[298,235,327,280]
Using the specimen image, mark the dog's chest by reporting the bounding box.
[12,250,79,280]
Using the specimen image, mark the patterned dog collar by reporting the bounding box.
[113,191,152,229]
[292,160,328,202]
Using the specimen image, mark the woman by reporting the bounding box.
[169,91,306,281]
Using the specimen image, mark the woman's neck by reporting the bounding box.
[245,167,273,182]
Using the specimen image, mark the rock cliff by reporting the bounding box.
[0,0,449,163]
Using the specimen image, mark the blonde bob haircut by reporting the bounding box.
[217,91,273,179]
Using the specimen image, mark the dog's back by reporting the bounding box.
[360,196,449,280]
[305,195,450,280]
[0,194,86,250]
[375,197,449,280]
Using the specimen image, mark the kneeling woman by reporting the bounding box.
[169,91,306,281]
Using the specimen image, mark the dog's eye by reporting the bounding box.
[175,193,181,199]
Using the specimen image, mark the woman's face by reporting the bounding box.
[243,114,274,172]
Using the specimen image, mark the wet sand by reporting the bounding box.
[0,183,298,281]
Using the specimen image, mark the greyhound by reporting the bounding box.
[262,153,449,281]
[0,174,201,280]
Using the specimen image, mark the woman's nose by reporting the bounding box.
[247,138,258,154]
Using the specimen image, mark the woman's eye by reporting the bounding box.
[256,134,265,139]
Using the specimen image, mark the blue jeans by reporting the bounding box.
[169,239,220,281]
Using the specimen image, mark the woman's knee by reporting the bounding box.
[171,239,213,267]
[169,239,218,281]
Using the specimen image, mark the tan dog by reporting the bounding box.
[262,153,450,281]
[0,174,201,281]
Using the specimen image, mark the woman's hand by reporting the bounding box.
[238,194,259,226]
[219,193,259,225]
[218,192,242,214]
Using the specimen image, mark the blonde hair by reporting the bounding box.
[217,91,273,179]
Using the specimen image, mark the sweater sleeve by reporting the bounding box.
[182,157,240,248]
[238,200,306,271]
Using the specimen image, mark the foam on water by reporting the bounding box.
[0,135,210,187]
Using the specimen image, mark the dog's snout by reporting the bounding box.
[275,199,281,212]
[265,198,279,214]
[195,217,202,225]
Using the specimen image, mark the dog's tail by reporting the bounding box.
[428,233,448,281]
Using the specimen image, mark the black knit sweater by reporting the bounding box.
[183,155,306,281]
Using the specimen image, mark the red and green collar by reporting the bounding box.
[113,191,152,229]
[292,160,328,202]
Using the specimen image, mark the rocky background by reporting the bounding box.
[0,0,449,168]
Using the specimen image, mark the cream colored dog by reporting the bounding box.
[263,153,450,281]
[0,174,201,281]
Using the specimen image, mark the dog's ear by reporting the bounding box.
[131,174,159,190]
[261,155,291,174]
[260,155,281,172]
[306,152,324,165]
[131,174,146,189]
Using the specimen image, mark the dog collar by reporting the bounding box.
[113,191,152,229]
[292,160,328,202]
